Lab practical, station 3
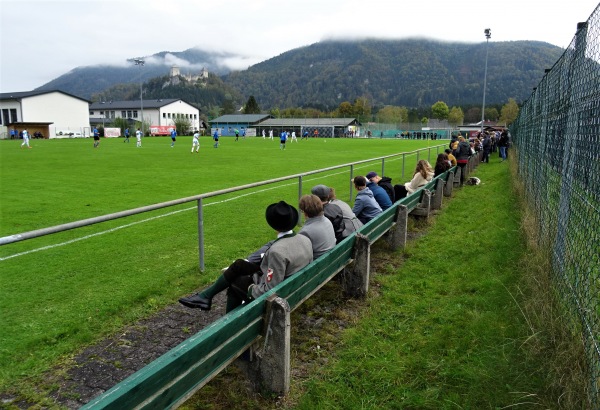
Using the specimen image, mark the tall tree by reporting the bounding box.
[499,98,519,126]
[221,95,236,115]
[431,101,449,120]
[376,105,409,124]
[243,95,261,114]
[353,97,371,121]
[448,106,464,127]
[484,107,499,121]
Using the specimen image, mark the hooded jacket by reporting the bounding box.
[377,176,395,203]
[352,187,383,225]
[367,181,392,210]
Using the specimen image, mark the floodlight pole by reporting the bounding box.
[481,28,491,134]
[134,58,145,136]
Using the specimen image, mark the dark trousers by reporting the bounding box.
[482,149,490,163]
[223,259,261,311]
[393,184,409,200]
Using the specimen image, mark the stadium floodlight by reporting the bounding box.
[133,58,145,135]
[481,28,491,133]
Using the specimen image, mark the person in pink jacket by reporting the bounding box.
[393,160,434,199]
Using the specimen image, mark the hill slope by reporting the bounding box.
[37,39,563,109]
[223,39,563,109]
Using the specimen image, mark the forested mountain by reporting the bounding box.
[37,39,563,110]
[35,48,238,99]
[223,39,564,110]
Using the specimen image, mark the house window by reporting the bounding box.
[168,113,171,119]
[127,110,132,118]
[0,109,7,125]
[162,113,166,118]
[110,111,115,119]
[90,111,94,116]
[100,111,104,116]
[133,111,138,118]
[121,111,126,117]
[194,114,197,119]
[10,109,18,123]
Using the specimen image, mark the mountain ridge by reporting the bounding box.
[36,39,564,109]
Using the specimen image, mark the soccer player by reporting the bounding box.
[280,130,287,150]
[21,129,31,148]
[124,128,130,143]
[291,131,297,142]
[136,128,142,147]
[93,127,100,148]
[191,131,200,153]
[170,128,177,147]
[213,129,219,148]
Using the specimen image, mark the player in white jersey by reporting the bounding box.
[136,128,142,147]
[191,131,200,153]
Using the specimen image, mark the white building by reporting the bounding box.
[89,98,201,134]
[0,90,90,139]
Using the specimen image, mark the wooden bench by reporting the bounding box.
[81,162,472,410]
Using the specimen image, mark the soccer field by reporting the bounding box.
[0,136,443,393]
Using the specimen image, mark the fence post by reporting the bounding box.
[431,179,444,210]
[410,190,431,218]
[349,164,354,202]
[343,233,370,297]
[298,175,303,205]
[444,170,454,197]
[387,204,408,250]
[453,167,462,188]
[197,198,205,271]
[246,295,291,394]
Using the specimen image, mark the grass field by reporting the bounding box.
[0,136,441,398]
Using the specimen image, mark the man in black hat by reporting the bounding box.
[179,201,313,313]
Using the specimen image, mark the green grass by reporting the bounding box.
[0,136,440,396]
[178,156,586,409]
[289,159,576,409]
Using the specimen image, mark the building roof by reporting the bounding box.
[210,114,273,124]
[0,89,90,103]
[89,99,196,110]
[258,118,361,127]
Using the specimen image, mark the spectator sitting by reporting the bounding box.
[366,171,395,203]
[434,153,451,177]
[326,186,363,236]
[351,176,383,225]
[445,149,457,167]
[394,160,434,199]
[298,194,336,258]
[311,185,346,244]
[179,201,313,313]
[365,173,392,210]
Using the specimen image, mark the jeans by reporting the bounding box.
[499,146,507,160]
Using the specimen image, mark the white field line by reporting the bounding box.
[0,160,401,261]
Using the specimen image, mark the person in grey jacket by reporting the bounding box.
[179,201,313,313]
[298,194,336,259]
[351,176,383,225]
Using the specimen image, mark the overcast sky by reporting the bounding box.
[1,0,598,93]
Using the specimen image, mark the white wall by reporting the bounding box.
[159,101,200,131]
[21,92,90,138]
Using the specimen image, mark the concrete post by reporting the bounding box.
[432,179,444,210]
[386,204,407,250]
[410,190,431,218]
[343,233,370,297]
[453,167,462,188]
[444,170,454,197]
[252,295,291,394]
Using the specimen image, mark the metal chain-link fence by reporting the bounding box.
[510,5,600,407]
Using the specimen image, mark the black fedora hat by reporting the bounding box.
[265,201,299,232]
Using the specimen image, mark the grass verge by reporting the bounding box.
[182,156,589,409]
